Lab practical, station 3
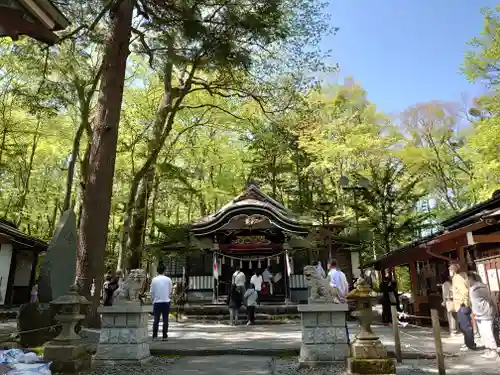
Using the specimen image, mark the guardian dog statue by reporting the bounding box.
[303,265,341,303]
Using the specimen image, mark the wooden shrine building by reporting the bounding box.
[150,183,361,304]
[369,190,500,318]
[0,219,48,307]
[0,0,70,45]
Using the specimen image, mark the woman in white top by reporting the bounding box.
[250,270,263,304]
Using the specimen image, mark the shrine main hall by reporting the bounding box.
[149,183,361,304]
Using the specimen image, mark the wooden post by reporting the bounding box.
[431,309,446,375]
[391,305,402,363]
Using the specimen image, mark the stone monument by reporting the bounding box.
[38,210,78,302]
[43,284,91,373]
[94,269,152,365]
[17,210,78,347]
[297,265,349,367]
[346,278,395,375]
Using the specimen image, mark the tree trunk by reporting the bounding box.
[126,168,154,269]
[63,121,86,211]
[16,118,41,226]
[76,0,134,327]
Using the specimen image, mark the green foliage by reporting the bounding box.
[462,6,500,200]
[349,159,430,259]
[1,2,500,274]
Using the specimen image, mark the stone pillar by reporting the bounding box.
[94,304,151,365]
[298,303,349,367]
[43,284,91,373]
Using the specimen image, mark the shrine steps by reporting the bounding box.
[170,303,301,323]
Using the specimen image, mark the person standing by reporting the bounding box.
[449,263,470,312]
[449,263,477,338]
[457,303,476,351]
[227,284,243,325]
[380,276,399,324]
[314,261,326,278]
[362,268,373,289]
[467,271,498,358]
[262,267,274,296]
[232,268,246,291]
[250,270,263,304]
[244,283,258,325]
[150,263,172,341]
[441,272,458,336]
[328,259,349,300]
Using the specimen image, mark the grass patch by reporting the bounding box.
[158,354,184,359]
[274,350,298,358]
[28,346,45,356]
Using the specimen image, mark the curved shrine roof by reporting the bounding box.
[190,183,313,236]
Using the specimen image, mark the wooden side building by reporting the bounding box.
[369,191,500,318]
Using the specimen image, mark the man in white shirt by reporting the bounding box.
[232,268,247,289]
[250,270,264,304]
[262,267,274,295]
[327,259,349,300]
[150,264,172,340]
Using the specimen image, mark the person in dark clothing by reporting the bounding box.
[227,284,243,325]
[458,303,476,350]
[103,274,119,306]
[380,276,400,324]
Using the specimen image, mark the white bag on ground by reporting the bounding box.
[7,362,51,375]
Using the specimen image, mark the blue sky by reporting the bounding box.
[324,0,497,115]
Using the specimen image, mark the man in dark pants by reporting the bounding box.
[458,303,476,351]
[150,263,172,340]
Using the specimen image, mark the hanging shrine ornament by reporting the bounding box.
[257,260,262,268]
[276,255,280,264]
[230,258,234,267]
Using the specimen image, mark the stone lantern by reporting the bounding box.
[346,278,395,375]
[43,284,91,373]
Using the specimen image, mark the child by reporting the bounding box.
[227,284,242,325]
[244,283,258,325]
[457,303,476,351]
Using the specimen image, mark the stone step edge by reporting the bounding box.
[148,347,458,360]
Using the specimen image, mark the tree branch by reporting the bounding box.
[179,103,246,121]
[131,27,155,68]
[55,0,119,45]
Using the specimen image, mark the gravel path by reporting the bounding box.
[166,355,272,375]
[82,357,177,375]
[272,358,345,375]
[272,358,439,375]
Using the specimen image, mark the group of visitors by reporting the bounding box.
[442,262,499,359]
[226,267,274,325]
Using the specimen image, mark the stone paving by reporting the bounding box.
[3,318,500,374]
[169,355,272,375]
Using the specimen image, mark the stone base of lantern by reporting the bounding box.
[93,304,152,365]
[347,357,396,375]
[347,338,395,375]
[45,342,91,373]
[297,303,349,367]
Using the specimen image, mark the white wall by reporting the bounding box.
[0,244,13,305]
[351,251,361,279]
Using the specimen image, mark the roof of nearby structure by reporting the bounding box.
[366,190,500,268]
[0,219,48,250]
[0,0,70,45]
[190,182,314,236]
